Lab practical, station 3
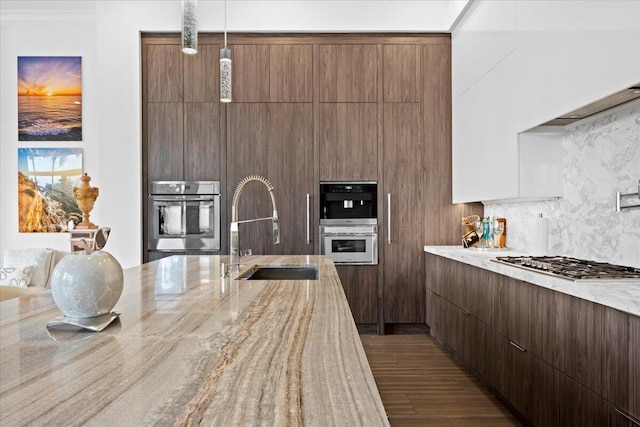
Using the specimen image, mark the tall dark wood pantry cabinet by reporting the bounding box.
[141,34,482,328]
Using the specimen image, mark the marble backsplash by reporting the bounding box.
[484,99,640,268]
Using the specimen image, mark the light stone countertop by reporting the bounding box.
[424,246,640,318]
[0,255,389,426]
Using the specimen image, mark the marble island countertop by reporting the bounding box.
[0,255,389,426]
[424,246,640,317]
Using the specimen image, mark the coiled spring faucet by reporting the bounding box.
[229,175,280,272]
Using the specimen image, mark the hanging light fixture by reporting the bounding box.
[181,0,198,54]
[220,0,232,102]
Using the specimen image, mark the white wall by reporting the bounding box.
[1,0,467,268]
[484,99,640,268]
[0,6,102,261]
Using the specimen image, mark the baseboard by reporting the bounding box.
[383,323,430,334]
[356,324,378,335]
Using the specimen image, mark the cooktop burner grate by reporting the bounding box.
[493,256,640,281]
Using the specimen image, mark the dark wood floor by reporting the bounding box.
[360,333,523,427]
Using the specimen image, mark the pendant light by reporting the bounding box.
[181,0,198,55]
[220,0,232,102]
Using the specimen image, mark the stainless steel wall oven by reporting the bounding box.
[319,182,378,264]
[148,181,221,252]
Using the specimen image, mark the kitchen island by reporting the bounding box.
[0,255,389,426]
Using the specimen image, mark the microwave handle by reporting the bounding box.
[306,193,311,245]
[387,193,391,245]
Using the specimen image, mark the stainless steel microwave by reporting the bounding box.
[319,225,378,265]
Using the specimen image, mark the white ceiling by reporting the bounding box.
[0,0,471,32]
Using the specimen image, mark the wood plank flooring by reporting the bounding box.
[360,334,523,427]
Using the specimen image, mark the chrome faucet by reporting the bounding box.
[229,175,280,272]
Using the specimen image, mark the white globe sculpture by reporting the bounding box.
[50,251,123,319]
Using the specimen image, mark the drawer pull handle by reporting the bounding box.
[615,408,640,426]
[509,341,527,352]
[461,309,471,316]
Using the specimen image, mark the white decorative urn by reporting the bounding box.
[50,251,123,319]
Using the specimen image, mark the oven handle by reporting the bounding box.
[320,233,378,237]
[151,197,216,202]
[387,193,391,245]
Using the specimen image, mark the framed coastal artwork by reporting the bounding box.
[17,56,82,141]
[18,148,83,232]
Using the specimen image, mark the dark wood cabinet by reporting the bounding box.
[505,278,533,352]
[505,337,534,419]
[318,44,377,102]
[425,288,439,333]
[183,44,219,102]
[231,44,312,103]
[231,44,270,102]
[269,45,313,102]
[146,44,183,102]
[266,104,314,255]
[143,39,223,260]
[144,102,221,182]
[481,326,509,398]
[605,401,636,427]
[552,292,603,394]
[603,307,631,415]
[335,265,378,324]
[557,370,606,427]
[145,42,222,183]
[318,103,378,181]
[226,103,313,256]
[316,41,482,326]
[382,103,425,323]
[528,356,558,427]
[147,103,184,181]
[425,253,640,427]
[184,103,221,181]
[630,315,640,423]
[141,34,484,327]
[383,45,420,102]
[226,103,269,254]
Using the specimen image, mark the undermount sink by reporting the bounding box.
[238,264,319,281]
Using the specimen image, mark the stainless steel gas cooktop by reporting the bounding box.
[493,256,640,282]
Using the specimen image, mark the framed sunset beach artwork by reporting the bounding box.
[18,148,83,232]
[18,56,82,141]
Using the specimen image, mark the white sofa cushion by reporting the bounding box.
[2,248,55,288]
[0,265,35,288]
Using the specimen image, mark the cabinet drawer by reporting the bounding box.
[557,369,606,427]
[631,315,640,422]
[603,308,631,415]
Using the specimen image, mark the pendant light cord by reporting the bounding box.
[224,0,227,48]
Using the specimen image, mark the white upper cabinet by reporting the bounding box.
[452,0,640,203]
[452,0,516,98]
[518,129,563,200]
